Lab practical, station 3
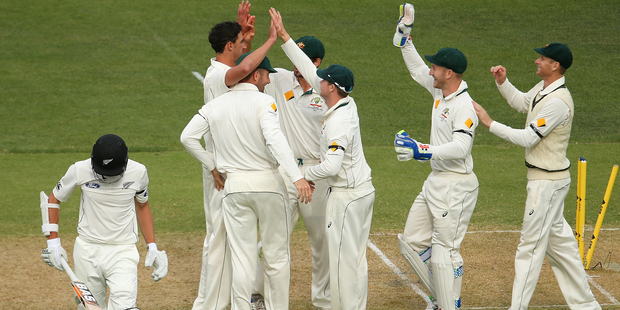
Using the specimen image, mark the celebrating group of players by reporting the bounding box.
[39,1,602,310]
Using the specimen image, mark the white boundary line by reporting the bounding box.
[368,229,620,308]
[367,240,435,310]
[192,71,205,83]
[587,274,620,305]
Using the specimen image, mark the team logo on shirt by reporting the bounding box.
[271,103,277,112]
[85,182,100,189]
[537,118,546,127]
[123,181,134,189]
[309,96,324,112]
[56,182,62,191]
[434,100,440,109]
[441,108,450,119]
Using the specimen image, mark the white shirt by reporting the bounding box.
[264,68,326,161]
[489,77,571,148]
[304,96,373,188]
[185,83,303,182]
[401,39,478,174]
[52,159,149,244]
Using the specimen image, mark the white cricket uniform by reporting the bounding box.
[490,77,600,310]
[282,37,375,310]
[181,58,232,310]
[52,159,149,310]
[265,67,331,309]
[400,39,479,309]
[189,82,303,310]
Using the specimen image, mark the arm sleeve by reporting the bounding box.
[496,78,532,114]
[489,97,570,148]
[281,39,321,91]
[259,99,303,182]
[180,112,216,171]
[432,109,478,160]
[52,164,79,202]
[135,168,149,203]
[304,148,344,181]
[400,40,435,95]
[304,122,348,181]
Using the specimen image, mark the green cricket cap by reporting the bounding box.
[534,42,573,70]
[295,36,325,59]
[236,52,277,73]
[316,64,354,93]
[424,47,467,74]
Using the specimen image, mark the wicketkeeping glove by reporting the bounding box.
[395,130,433,162]
[145,243,168,282]
[41,238,68,271]
[393,3,415,47]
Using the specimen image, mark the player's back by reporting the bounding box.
[203,83,280,173]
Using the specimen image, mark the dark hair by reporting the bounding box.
[208,21,242,54]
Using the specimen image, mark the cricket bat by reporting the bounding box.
[60,257,103,310]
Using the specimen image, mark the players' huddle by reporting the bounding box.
[40,2,601,310]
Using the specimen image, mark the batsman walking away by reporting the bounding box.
[40,134,168,310]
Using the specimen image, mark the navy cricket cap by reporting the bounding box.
[534,42,573,70]
[91,134,128,176]
[316,64,354,93]
[295,36,325,59]
[236,52,277,73]
[424,47,468,74]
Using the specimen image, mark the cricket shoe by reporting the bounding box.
[251,294,266,310]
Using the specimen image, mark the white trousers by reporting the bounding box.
[193,167,230,310]
[73,236,139,310]
[326,181,375,310]
[279,161,331,309]
[223,170,291,310]
[402,171,478,308]
[510,178,600,310]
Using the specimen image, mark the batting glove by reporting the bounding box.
[145,243,168,282]
[41,238,68,271]
[393,3,415,47]
[395,130,433,162]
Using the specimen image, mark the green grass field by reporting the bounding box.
[2,0,620,308]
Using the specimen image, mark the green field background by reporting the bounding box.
[1,0,619,237]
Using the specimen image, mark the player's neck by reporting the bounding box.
[215,53,237,67]
[442,79,461,97]
[542,73,563,89]
[297,77,312,93]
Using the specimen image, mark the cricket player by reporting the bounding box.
[271,9,375,310]
[181,3,280,309]
[40,134,168,310]
[264,35,331,309]
[473,43,601,310]
[392,4,479,310]
[182,52,313,310]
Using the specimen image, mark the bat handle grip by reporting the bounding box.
[60,257,79,282]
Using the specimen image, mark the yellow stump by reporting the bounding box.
[584,165,618,269]
[576,158,587,262]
